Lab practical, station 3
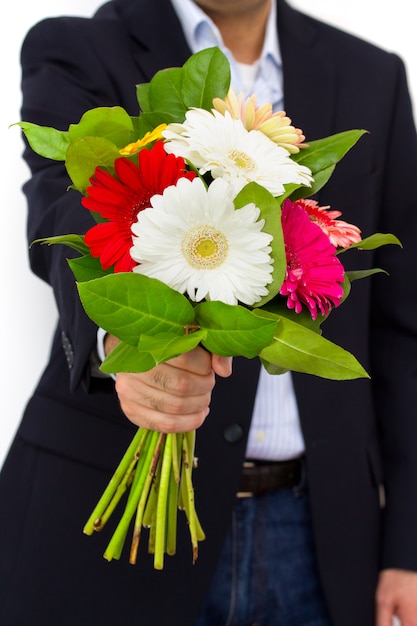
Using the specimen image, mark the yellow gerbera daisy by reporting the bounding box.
[119,123,168,155]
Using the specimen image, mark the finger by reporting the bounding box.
[168,346,213,376]
[115,376,211,432]
[375,600,395,626]
[117,372,213,412]
[212,354,233,378]
[141,361,215,398]
[125,403,210,433]
[116,368,213,414]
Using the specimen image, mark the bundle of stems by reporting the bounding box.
[83,428,205,569]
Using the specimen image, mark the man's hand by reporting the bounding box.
[111,345,232,433]
[376,568,417,626]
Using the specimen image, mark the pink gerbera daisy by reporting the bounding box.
[280,199,345,320]
[82,141,195,272]
[295,198,362,248]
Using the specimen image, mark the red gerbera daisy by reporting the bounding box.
[279,199,345,320]
[295,198,362,248]
[82,141,196,272]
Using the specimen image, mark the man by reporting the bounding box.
[1,0,417,624]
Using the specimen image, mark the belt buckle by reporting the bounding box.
[236,491,253,498]
[237,461,255,498]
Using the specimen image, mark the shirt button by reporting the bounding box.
[223,423,244,443]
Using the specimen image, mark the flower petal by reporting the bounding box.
[131,177,274,305]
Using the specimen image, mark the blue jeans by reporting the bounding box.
[194,486,332,626]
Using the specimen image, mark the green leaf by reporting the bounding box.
[137,82,151,112]
[259,315,369,380]
[254,301,323,334]
[65,137,120,192]
[340,274,352,303]
[130,116,142,139]
[100,330,207,374]
[234,182,286,306]
[77,273,195,345]
[135,111,179,136]
[138,330,207,364]
[148,67,186,120]
[338,232,402,253]
[291,130,367,198]
[137,48,230,123]
[345,268,388,282]
[68,254,113,282]
[31,234,89,255]
[181,47,230,110]
[15,121,69,161]
[68,107,134,147]
[260,359,288,375]
[100,341,156,374]
[195,301,277,357]
[299,165,336,199]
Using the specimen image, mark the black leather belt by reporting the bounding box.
[237,458,303,498]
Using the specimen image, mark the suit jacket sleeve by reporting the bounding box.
[20,17,131,392]
[368,56,417,570]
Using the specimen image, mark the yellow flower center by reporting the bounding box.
[182,225,229,269]
[228,149,255,170]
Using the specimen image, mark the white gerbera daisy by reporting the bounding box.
[162,108,313,196]
[130,177,274,305]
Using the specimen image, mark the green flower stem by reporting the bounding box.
[166,459,179,556]
[83,427,147,535]
[103,430,161,562]
[106,513,132,561]
[171,432,182,483]
[142,467,160,528]
[129,431,165,564]
[194,510,206,543]
[98,431,150,529]
[183,433,204,539]
[148,509,157,555]
[102,438,152,561]
[186,429,196,460]
[154,433,173,570]
[83,425,204,568]
[179,461,187,513]
[105,433,157,561]
[182,431,205,563]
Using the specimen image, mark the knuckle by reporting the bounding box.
[148,416,181,434]
[172,372,195,395]
[193,409,209,429]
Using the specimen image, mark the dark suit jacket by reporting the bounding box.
[1,1,417,624]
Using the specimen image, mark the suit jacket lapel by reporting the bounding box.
[277,0,337,141]
[114,0,192,80]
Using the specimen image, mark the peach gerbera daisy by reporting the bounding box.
[295,198,362,248]
[212,89,305,154]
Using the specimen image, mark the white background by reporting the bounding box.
[1,0,417,469]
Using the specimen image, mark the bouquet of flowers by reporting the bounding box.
[17,47,399,569]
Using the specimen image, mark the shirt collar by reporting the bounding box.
[170,0,281,65]
[170,0,282,107]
